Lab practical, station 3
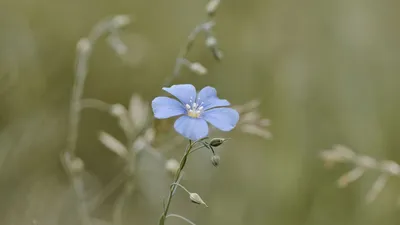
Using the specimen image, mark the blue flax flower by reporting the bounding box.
[152,84,239,141]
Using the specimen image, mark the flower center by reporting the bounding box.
[186,97,204,118]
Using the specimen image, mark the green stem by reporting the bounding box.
[159,140,193,225]
[166,214,196,225]
[170,183,191,195]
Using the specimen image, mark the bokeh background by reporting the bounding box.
[1,0,400,225]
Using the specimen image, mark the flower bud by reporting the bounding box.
[211,155,220,167]
[209,138,228,147]
[189,193,208,207]
[165,159,180,176]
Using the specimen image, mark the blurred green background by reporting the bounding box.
[1,0,400,225]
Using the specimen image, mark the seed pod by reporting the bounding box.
[189,193,208,207]
[209,138,227,147]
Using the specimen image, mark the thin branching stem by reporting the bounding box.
[80,98,112,112]
[188,145,207,155]
[169,23,209,82]
[167,214,197,225]
[88,170,128,212]
[112,114,139,225]
[172,173,185,196]
[170,182,191,195]
[159,140,194,225]
[65,15,129,157]
[61,15,130,225]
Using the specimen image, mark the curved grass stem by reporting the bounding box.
[167,214,196,225]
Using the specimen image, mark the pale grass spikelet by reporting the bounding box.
[366,174,389,203]
[320,145,356,168]
[132,128,155,152]
[108,95,151,137]
[259,118,271,127]
[380,160,400,176]
[240,124,272,139]
[205,36,217,48]
[233,100,272,139]
[98,131,128,158]
[112,15,131,28]
[321,145,400,204]
[77,38,91,52]
[337,167,365,188]
[143,128,155,144]
[110,103,127,117]
[165,159,180,176]
[202,21,216,31]
[107,34,128,55]
[109,104,134,136]
[240,111,261,124]
[69,157,85,174]
[333,145,356,160]
[355,155,377,169]
[129,94,149,129]
[235,99,259,112]
[206,0,221,15]
[132,137,146,151]
[189,62,208,75]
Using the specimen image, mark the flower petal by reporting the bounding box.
[203,108,239,131]
[197,86,230,110]
[162,84,197,105]
[174,116,209,141]
[152,97,185,119]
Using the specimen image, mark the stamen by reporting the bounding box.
[186,95,204,118]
